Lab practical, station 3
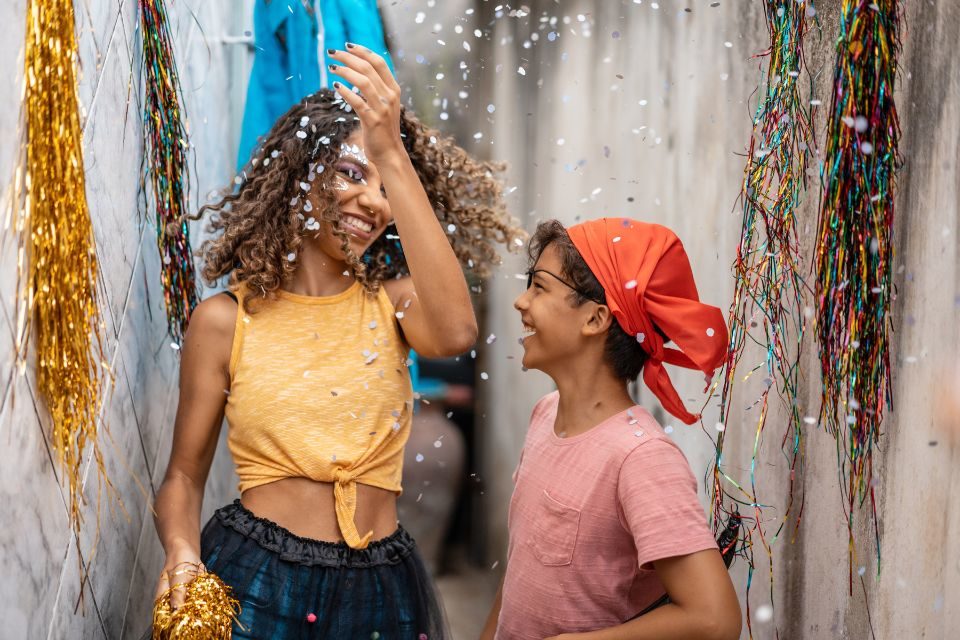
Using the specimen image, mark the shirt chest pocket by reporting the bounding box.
[527,490,581,566]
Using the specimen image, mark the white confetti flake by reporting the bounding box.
[296,130,307,139]
[715,422,726,432]
[706,327,716,337]
[286,252,296,261]
[756,605,773,623]
[170,342,181,351]
[480,372,489,380]
[415,453,424,462]
[517,66,526,76]
[624,280,638,290]
[636,332,645,344]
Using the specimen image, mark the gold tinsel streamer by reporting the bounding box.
[13,0,108,539]
[152,571,242,639]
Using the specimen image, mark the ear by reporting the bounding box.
[581,303,615,338]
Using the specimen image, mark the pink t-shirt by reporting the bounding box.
[496,392,718,640]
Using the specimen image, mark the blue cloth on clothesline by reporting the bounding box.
[237,1,325,170]
[319,0,395,88]
[237,0,396,170]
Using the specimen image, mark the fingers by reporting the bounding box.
[327,47,401,108]
[154,572,169,602]
[335,44,400,93]
[156,562,203,610]
[333,81,368,114]
[327,49,386,99]
[329,63,382,108]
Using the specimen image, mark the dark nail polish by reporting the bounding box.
[345,42,355,48]
[333,82,342,89]
[329,64,338,70]
[327,48,336,55]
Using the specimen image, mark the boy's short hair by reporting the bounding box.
[529,220,660,381]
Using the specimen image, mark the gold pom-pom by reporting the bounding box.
[152,568,242,639]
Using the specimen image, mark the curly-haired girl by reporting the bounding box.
[152,45,522,639]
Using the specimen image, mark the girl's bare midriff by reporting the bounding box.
[240,477,399,543]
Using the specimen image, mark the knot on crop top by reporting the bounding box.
[223,282,413,549]
[333,468,372,548]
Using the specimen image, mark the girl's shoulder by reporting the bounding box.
[190,292,238,338]
[180,292,238,374]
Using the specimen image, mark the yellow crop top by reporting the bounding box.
[224,281,413,549]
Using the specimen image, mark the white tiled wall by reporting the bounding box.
[0,2,251,637]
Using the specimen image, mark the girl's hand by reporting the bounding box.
[328,45,405,166]
[154,547,204,609]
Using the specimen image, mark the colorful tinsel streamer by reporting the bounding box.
[12,0,108,540]
[815,0,901,588]
[140,0,199,342]
[710,1,817,635]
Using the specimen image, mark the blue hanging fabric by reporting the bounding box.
[237,1,325,170]
[319,0,396,88]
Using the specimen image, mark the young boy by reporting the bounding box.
[481,218,742,640]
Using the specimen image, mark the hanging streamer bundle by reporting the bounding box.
[13,0,108,537]
[710,1,817,634]
[816,0,901,586]
[140,0,199,341]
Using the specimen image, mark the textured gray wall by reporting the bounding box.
[474,1,959,638]
[0,1,247,637]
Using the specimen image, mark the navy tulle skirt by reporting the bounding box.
[200,500,448,639]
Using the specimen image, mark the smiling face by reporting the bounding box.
[308,130,393,263]
[513,243,597,375]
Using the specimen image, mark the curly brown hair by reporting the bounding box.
[192,88,523,309]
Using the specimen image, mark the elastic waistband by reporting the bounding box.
[214,499,415,568]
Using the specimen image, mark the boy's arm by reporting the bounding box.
[479,575,505,640]
[547,549,741,640]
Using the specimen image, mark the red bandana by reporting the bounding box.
[567,217,727,424]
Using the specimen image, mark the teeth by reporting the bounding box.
[342,215,373,233]
[522,324,536,336]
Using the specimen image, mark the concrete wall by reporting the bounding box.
[474,1,959,638]
[0,1,249,637]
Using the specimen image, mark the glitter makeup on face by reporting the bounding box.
[339,142,369,166]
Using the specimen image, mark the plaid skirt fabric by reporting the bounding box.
[200,500,448,639]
